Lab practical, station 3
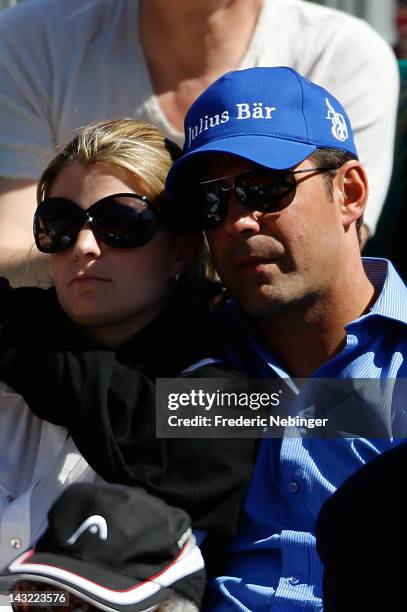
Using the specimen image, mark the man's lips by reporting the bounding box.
[236,255,276,271]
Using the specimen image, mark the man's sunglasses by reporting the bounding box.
[34,193,160,253]
[193,166,340,229]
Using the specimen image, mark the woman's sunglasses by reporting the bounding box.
[193,166,340,229]
[34,193,160,253]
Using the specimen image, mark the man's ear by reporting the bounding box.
[336,160,369,231]
[171,233,201,278]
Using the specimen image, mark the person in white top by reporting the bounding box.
[0,378,97,612]
[0,385,97,607]
[0,0,399,286]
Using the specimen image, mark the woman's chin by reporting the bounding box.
[64,306,113,329]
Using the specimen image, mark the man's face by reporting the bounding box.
[200,154,345,318]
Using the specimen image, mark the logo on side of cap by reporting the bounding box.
[177,527,193,550]
[66,515,108,545]
[325,98,348,142]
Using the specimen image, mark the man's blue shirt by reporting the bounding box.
[205,259,407,611]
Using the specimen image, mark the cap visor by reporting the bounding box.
[1,541,204,612]
[166,135,317,198]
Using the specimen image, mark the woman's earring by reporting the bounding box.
[174,273,180,282]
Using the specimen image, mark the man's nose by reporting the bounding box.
[72,223,102,259]
[223,196,262,235]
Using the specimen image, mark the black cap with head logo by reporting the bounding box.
[0,483,205,612]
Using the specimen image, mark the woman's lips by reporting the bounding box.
[69,274,110,285]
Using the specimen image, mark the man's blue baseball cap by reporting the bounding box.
[166,66,358,198]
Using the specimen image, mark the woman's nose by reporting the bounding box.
[72,223,102,259]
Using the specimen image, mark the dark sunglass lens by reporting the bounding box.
[108,195,151,214]
[236,172,296,212]
[34,199,83,253]
[198,186,227,229]
[92,200,159,248]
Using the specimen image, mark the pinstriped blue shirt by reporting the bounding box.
[205,258,407,612]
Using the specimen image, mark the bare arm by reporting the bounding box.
[0,4,58,287]
[0,178,52,287]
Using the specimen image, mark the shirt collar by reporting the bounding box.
[347,257,407,328]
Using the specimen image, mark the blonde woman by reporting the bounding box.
[0,120,257,593]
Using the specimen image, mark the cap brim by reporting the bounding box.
[166,135,317,199]
[0,540,204,612]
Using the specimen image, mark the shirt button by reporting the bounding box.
[288,480,299,494]
[6,495,14,503]
[10,537,22,549]
[288,576,300,586]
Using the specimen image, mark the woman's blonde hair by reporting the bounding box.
[36,118,182,203]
